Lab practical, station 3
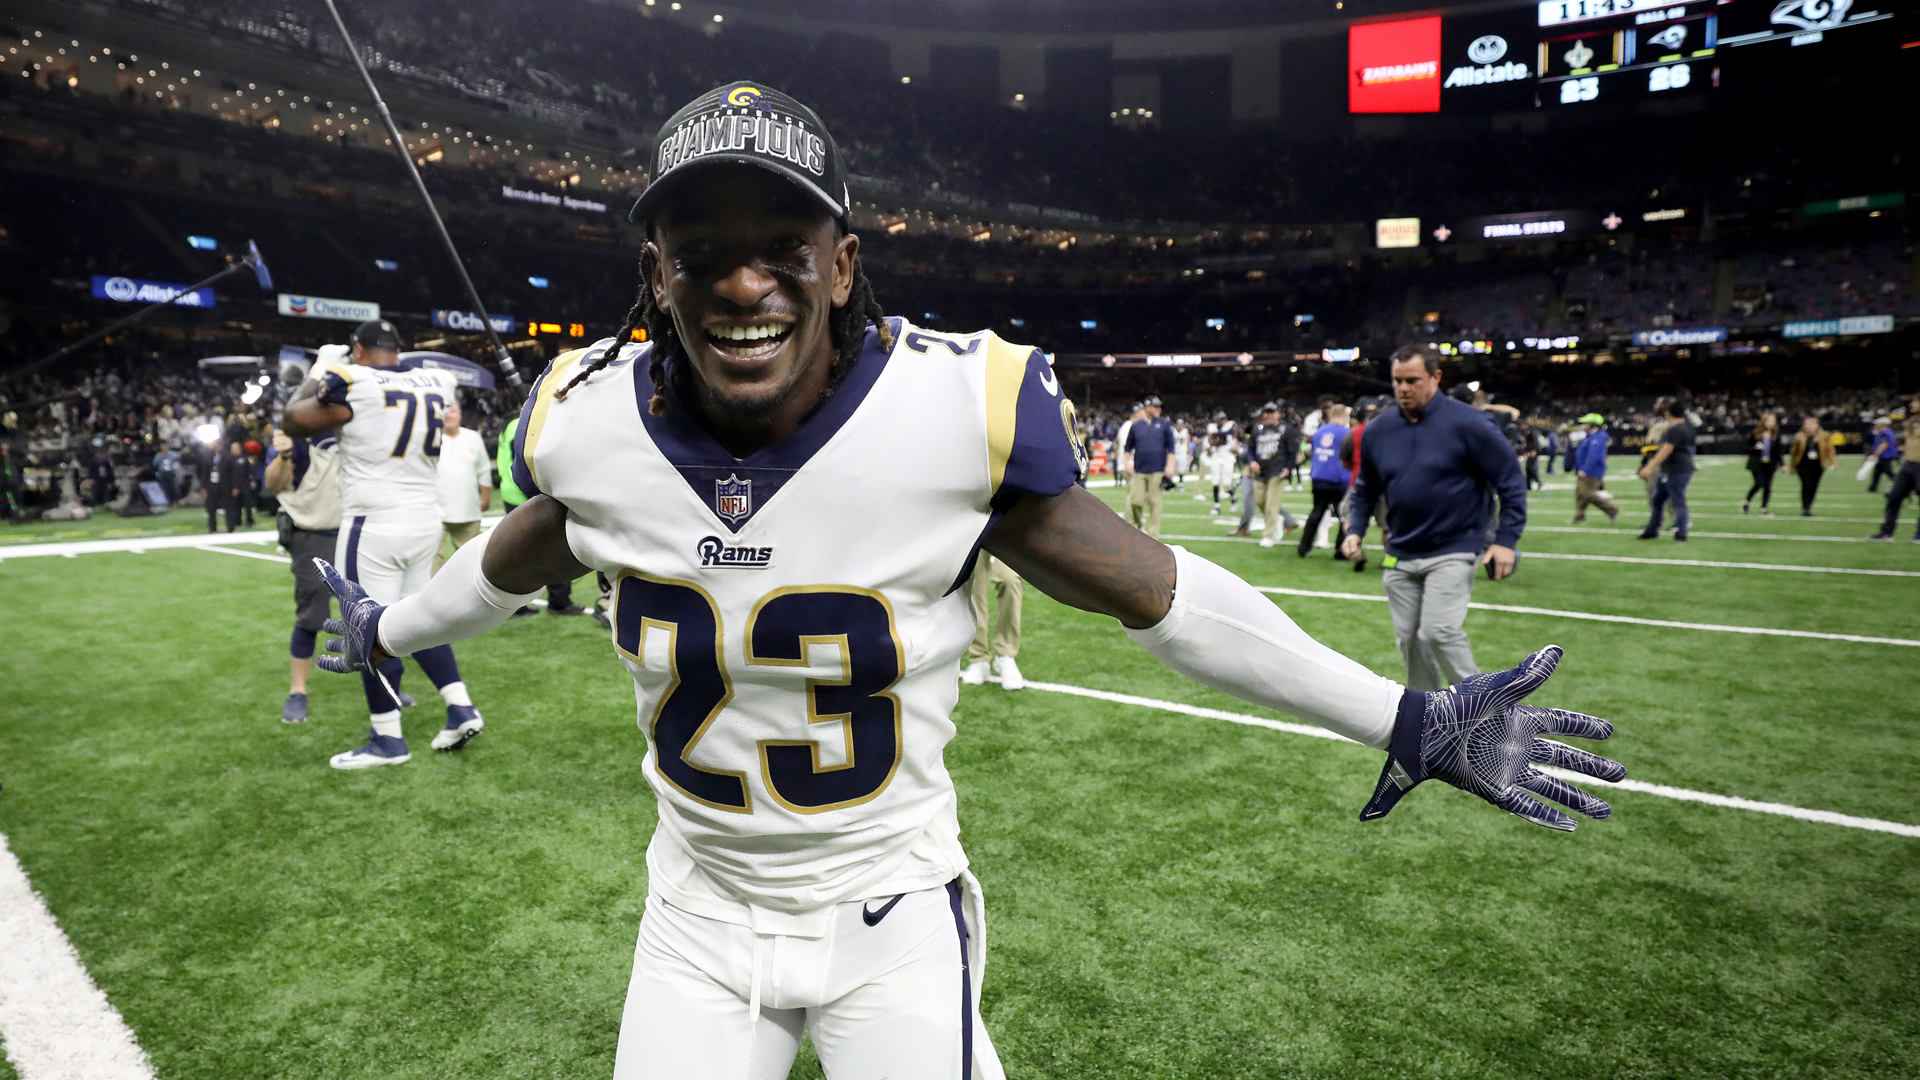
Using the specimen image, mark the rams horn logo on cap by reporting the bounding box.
[726,86,764,107]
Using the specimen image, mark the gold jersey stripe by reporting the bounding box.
[983,334,1028,491]
[520,349,585,494]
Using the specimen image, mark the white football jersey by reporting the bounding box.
[513,319,1084,933]
[315,358,461,516]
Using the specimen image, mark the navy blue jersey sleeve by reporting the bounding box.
[991,345,1086,507]
[317,369,353,409]
[1463,410,1528,548]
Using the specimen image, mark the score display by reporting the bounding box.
[1538,1,1720,107]
[1349,0,1904,113]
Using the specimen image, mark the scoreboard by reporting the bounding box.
[1537,0,1721,107]
[1348,0,1904,114]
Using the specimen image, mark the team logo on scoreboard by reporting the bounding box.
[1771,0,1851,30]
[1646,23,1689,49]
[715,474,752,523]
[725,85,764,108]
[1563,39,1596,68]
[1467,35,1509,63]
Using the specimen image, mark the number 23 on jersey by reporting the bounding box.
[613,573,906,816]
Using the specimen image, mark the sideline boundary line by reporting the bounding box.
[0,832,157,1079]
[1018,681,1920,837]
[1247,584,1920,648]
[0,531,278,560]
[1158,534,1920,578]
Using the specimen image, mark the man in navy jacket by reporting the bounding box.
[1341,345,1527,689]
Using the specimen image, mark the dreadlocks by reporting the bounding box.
[552,237,893,411]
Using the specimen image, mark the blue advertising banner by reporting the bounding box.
[1782,315,1894,338]
[430,309,517,333]
[1632,327,1727,346]
[91,275,216,308]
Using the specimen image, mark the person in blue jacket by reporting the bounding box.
[1866,416,1899,493]
[1342,345,1527,690]
[1569,413,1619,524]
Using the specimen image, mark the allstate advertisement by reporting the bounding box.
[278,293,381,322]
[91,276,216,308]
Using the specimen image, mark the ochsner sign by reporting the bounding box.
[278,293,381,322]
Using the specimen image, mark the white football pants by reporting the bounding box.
[335,508,440,603]
[613,882,1003,1080]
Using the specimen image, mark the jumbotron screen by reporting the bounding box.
[1347,1,1904,113]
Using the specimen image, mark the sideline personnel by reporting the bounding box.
[264,429,341,722]
[1123,395,1176,537]
[1342,344,1527,690]
[434,400,492,572]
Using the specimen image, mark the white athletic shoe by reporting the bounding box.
[992,655,1026,691]
[431,706,485,751]
[961,660,990,686]
[1258,537,1275,548]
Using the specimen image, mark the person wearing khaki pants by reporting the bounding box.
[960,550,1024,690]
[433,401,492,573]
[1124,395,1176,537]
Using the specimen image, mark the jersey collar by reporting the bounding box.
[633,317,899,533]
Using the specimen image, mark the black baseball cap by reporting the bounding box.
[352,319,402,351]
[630,81,850,228]
[1143,395,1164,407]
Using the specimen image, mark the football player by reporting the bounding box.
[315,83,1622,1078]
[283,320,486,768]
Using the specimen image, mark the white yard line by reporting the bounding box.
[1228,583,1920,647]
[1526,525,1875,543]
[1018,681,1920,837]
[203,546,291,564]
[0,832,156,1080]
[1157,534,1920,578]
[0,530,279,560]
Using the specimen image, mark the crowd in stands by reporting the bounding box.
[89,0,1912,226]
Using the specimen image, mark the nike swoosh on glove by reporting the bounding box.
[313,558,386,675]
[1360,645,1625,831]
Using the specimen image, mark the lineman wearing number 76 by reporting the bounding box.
[313,81,1625,1080]
[283,318,488,768]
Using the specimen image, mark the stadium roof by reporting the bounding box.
[708,0,1459,33]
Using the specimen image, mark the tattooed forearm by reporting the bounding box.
[984,486,1176,630]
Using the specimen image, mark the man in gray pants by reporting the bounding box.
[1341,345,1528,689]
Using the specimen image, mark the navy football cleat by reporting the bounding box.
[1361,646,1625,831]
[329,730,412,770]
[281,692,308,724]
[431,705,485,751]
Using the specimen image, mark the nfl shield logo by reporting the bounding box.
[715,474,752,523]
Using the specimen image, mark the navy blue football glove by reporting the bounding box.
[313,558,389,676]
[1361,645,1625,831]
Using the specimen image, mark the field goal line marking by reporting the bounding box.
[1160,533,1919,578]
[0,832,157,1079]
[1016,681,1920,838]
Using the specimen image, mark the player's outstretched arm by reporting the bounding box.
[986,487,1623,829]
[316,495,588,672]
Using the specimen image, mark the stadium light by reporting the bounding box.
[241,383,263,405]
[195,422,221,445]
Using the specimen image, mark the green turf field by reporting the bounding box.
[1,457,1915,1079]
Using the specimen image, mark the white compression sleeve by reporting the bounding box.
[1125,546,1402,749]
[375,526,542,656]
